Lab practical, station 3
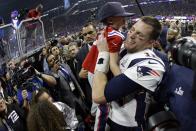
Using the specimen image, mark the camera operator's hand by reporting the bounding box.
[22,90,28,100]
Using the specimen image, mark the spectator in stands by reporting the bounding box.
[92,16,165,131]
[27,100,66,131]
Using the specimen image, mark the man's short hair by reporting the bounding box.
[68,42,78,50]
[83,22,96,29]
[140,16,162,40]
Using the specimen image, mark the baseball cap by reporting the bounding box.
[98,2,135,22]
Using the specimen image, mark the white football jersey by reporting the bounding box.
[109,49,165,127]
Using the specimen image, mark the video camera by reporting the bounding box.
[13,66,35,86]
[171,36,196,100]
[171,37,196,71]
[12,57,37,90]
[146,37,196,131]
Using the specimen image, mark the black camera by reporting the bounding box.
[147,110,180,131]
[146,37,196,131]
[145,92,180,131]
[171,37,196,71]
[12,66,35,88]
[172,37,196,101]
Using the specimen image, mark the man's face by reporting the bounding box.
[82,25,96,43]
[124,20,153,53]
[42,48,47,56]
[0,98,6,113]
[69,45,79,58]
[51,46,60,56]
[59,36,69,45]
[167,29,178,43]
[7,60,16,70]
[47,54,55,67]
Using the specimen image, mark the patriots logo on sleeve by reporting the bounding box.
[137,66,160,78]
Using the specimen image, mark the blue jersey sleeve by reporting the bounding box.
[104,74,143,102]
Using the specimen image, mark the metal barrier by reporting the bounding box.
[0,18,46,65]
[18,18,46,56]
[0,24,20,65]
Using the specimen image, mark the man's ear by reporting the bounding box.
[149,40,156,45]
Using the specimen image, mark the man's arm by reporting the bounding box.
[35,69,57,86]
[40,73,57,86]
[110,52,121,76]
[92,35,109,104]
[92,71,108,104]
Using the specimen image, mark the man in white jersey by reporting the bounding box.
[92,16,165,131]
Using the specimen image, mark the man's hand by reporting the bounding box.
[79,68,88,78]
[96,33,109,52]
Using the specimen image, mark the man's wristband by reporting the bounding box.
[95,51,109,73]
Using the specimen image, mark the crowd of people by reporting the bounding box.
[0,1,196,131]
[42,0,196,38]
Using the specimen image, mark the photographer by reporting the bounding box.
[156,37,196,131]
[15,58,56,106]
